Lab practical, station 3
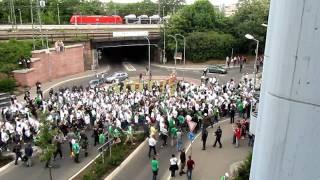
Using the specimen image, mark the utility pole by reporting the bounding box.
[37,0,44,48]
[158,0,161,15]
[162,6,166,64]
[30,0,35,50]
[18,9,22,25]
[57,2,60,25]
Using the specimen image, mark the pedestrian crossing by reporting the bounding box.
[122,62,136,72]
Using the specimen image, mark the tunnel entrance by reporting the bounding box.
[99,45,149,66]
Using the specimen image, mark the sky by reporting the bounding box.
[99,0,239,5]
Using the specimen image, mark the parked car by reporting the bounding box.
[206,65,227,74]
[89,78,104,89]
[104,72,128,83]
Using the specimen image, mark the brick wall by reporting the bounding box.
[13,44,85,87]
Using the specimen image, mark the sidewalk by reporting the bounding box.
[172,120,252,180]
[105,118,252,180]
[152,63,241,71]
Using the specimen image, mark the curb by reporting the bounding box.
[152,64,241,71]
[104,139,147,180]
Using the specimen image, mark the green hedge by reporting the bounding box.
[0,39,32,74]
[0,78,16,92]
[81,134,145,180]
[186,31,235,62]
[233,152,252,180]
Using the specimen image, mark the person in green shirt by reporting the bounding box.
[220,172,229,180]
[72,140,80,163]
[151,156,159,180]
[177,115,185,127]
[99,133,106,144]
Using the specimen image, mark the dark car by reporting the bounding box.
[89,78,104,89]
[206,65,227,74]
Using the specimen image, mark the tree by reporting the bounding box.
[231,0,270,54]
[36,112,58,168]
[186,31,235,61]
[159,0,186,16]
[163,0,235,62]
[0,39,33,73]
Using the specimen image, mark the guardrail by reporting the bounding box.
[0,31,160,41]
[97,139,114,164]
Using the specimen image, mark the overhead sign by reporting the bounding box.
[113,31,149,37]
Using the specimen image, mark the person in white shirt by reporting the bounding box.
[148,135,157,158]
[169,154,178,177]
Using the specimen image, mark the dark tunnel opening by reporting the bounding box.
[99,45,149,66]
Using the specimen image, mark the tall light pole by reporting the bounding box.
[162,6,166,64]
[144,36,151,79]
[37,0,45,48]
[245,33,259,118]
[175,34,185,65]
[168,35,178,72]
[57,2,60,25]
[30,0,35,50]
[18,9,22,25]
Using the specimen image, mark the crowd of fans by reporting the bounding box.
[0,74,256,171]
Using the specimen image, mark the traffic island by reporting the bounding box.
[71,134,145,180]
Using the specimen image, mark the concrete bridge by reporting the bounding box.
[0,24,163,70]
[0,24,161,41]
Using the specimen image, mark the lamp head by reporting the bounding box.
[245,34,255,40]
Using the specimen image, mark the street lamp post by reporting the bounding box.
[162,6,166,64]
[245,33,260,87]
[30,0,35,50]
[168,35,178,72]
[57,2,60,25]
[175,34,185,65]
[18,9,22,25]
[245,33,259,117]
[37,0,45,48]
[144,36,151,79]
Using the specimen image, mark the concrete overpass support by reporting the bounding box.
[250,0,320,180]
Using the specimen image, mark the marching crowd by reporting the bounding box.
[0,73,256,179]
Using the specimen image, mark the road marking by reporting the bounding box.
[122,62,136,71]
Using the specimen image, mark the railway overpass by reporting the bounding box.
[0,24,161,42]
[0,24,163,70]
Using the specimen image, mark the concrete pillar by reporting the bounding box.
[250,0,320,180]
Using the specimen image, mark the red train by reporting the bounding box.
[69,14,165,25]
[70,15,123,25]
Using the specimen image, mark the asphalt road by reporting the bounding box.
[62,60,255,89]
[0,129,103,180]
[0,60,255,180]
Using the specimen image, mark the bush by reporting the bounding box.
[233,152,252,180]
[0,39,33,74]
[186,31,235,62]
[0,78,16,92]
[80,134,145,180]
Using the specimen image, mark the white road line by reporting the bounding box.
[122,62,136,72]
[166,119,228,180]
